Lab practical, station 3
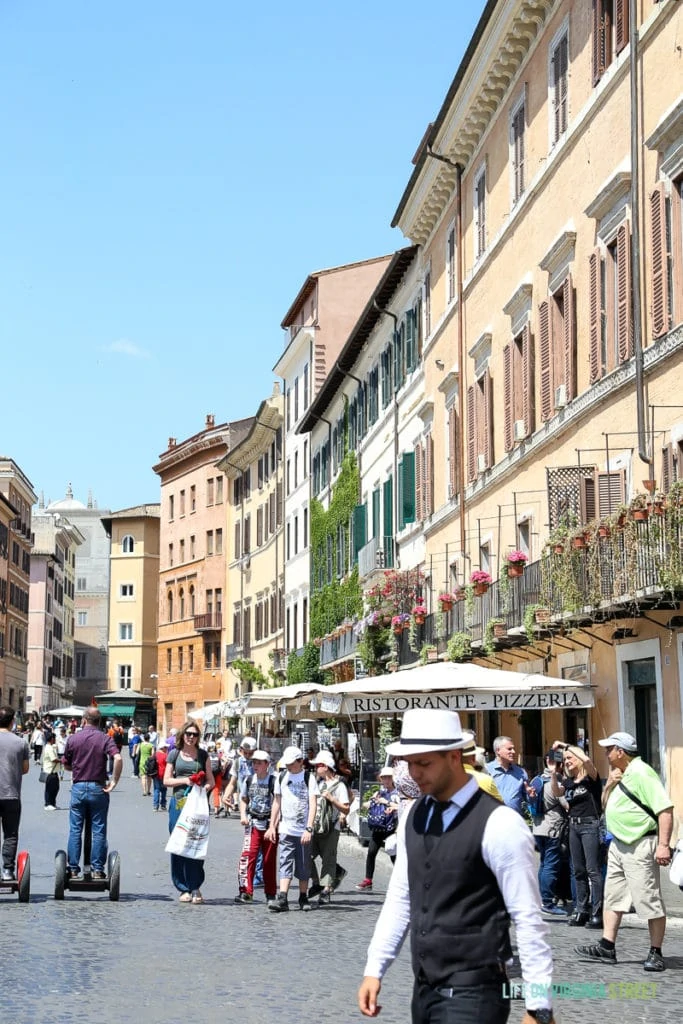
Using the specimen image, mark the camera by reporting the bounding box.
[553,749,564,764]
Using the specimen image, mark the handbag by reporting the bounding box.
[39,770,48,783]
[165,784,210,860]
[367,797,397,833]
[669,842,683,888]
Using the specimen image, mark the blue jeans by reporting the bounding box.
[68,782,110,873]
[168,795,205,894]
[536,834,563,906]
[153,777,167,810]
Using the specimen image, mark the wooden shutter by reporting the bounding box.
[615,0,629,55]
[503,344,513,452]
[234,522,241,559]
[522,322,535,437]
[650,184,671,339]
[402,452,416,525]
[597,470,626,516]
[448,406,459,497]
[592,0,603,85]
[481,369,493,471]
[425,434,434,516]
[616,222,633,361]
[276,482,283,526]
[563,274,576,400]
[352,504,366,563]
[662,444,674,493]
[589,250,602,382]
[580,474,596,524]
[414,442,424,521]
[553,35,568,139]
[539,301,552,421]
[244,516,251,554]
[467,385,476,481]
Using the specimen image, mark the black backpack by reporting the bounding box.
[145,753,159,777]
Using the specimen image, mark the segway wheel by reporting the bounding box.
[54,850,67,900]
[108,851,120,902]
[17,851,30,903]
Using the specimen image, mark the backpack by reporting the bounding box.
[145,753,159,778]
[314,778,341,835]
[366,789,397,833]
[208,752,221,775]
[244,773,275,820]
[278,767,312,788]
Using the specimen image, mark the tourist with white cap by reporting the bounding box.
[222,736,257,815]
[234,749,277,905]
[575,731,674,973]
[265,745,318,912]
[308,749,350,905]
[356,766,399,892]
[358,708,554,1024]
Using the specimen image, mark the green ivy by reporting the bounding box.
[286,642,324,686]
[232,658,269,689]
[310,451,363,638]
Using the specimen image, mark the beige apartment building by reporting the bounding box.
[153,415,253,733]
[101,505,160,699]
[389,0,683,799]
[219,385,285,696]
[0,458,37,715]
[0,492,15,704]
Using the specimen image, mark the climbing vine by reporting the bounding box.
[286,642,325,686]
[310,451,363,639]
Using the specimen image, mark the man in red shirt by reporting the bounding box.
[63,708,122,879]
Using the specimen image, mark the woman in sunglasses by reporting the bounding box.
[163,720,214,903]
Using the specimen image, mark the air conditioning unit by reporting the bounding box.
[513,420,526,443]
[554,384,567,409]
[477,453,487,473]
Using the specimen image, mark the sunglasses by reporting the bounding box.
[185,732,200,738]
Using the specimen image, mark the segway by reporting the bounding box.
[0,851,31,903]
[55,806,120,900]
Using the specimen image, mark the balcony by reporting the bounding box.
[358,535,395,580]
[272,649,288,673]
[225,642,242,664]
[320,628,358,668]
[194,613,222,632]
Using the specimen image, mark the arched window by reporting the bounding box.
[189,585,195,616]
[167,590,173,622]
[179,588,185,619]
[122,535,135,554]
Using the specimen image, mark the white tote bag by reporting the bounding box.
[670,841,683,888]
[165,785,210,860]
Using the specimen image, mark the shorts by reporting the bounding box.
[278,833,312,882]
[604,834,665,919]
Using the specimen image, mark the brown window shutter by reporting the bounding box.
[466,386,476,481]
[448,406,458,496]
[580,474,597,524]
[234,522,241,559]
[522,322,535,438]
[414,442,424,521]
[616,222,633,361]
[482,369,493,470]
[662,444,673,493]
[257,507,263,547]
[615,0,629,55]
[539,301,552,421]
[276,482,283,526]
[592,0,604,85]
[596,470,626,516]
[425,434,434,517]
[589,250,602,382]
[503,345,513,452]
[563,274,576,400]
[650,184,671,339]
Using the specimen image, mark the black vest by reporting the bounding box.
[405,788,512,987]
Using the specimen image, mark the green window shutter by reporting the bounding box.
[352,503,367,564]
[406,311,415,372]
[383,476,394,568]
[372,488,380,540]
[402,451,416,524]
[398,458,405,532]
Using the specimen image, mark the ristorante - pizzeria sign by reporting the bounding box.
[335,689,594,715]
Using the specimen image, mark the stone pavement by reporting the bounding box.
[1,770,681,1024]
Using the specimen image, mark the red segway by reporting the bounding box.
[0,851,31,903]
[54,806,120,900]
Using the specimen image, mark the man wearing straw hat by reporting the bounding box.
[358,709,554,1024]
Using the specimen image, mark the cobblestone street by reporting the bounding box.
[1,772,681,1024]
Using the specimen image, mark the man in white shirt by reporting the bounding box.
[266,745,318,912]
[358,709,554,1024]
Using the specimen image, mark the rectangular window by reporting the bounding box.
[257,507,264,547]
[286,387,292,430]
[188,644,194,671]
[294,376,299,421]
[303,439,308,478]
[287,458,291,495]
[119,583,134,598]
[474,164,487,260]
[593,0,628,86]
[510,97,525,205]
[179,489,185,516]
[119,623,133,641]
[206,530,214,556]
[118,664,132,688]
[166,648,172,673]
[178,647,184,671]
[215,528,223,555]
[466,371,493,481]
[503,323,535,450]
[303,507,308,548]
[234,521,241,559]
[539,275,577,421]
[294,451,299,489]
[424,267,431,338]
[294,515,299,555]
[215,476,223,504]
[179,538,185,562]
[244,515,251,554]
[190,484,196,512]
[207,478,214,505]
[168,543,174,566]
[168,494,174,520]
[77,577,86,592]
[447,225,456,303]
[303,363,309,409]
[190,535,196,559]
[286,522,291,561]
[550,30,569,144]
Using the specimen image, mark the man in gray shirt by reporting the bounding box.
[0,706,30,881]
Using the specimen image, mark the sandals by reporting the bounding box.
[179,892,192,903]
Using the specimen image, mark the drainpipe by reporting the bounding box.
[629,0,649,466]
[454,163,467,568]
[373,302,399,567]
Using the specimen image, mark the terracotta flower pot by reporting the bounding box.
[440,600,453,612]
[507,561,525,578]
[572,536,586,550]
[473,582,489,597]
[414,614,425,625]
[534,609,550,625]
[598,526,610,538]
[632,509,649,522]
[493,623,506,638]
[553,543,564,555]
[652,502,666,516]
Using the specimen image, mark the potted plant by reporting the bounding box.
[483,617,506,655]
[630,493,650,522]
[651,492,667,516]
[412,601,427,625]
[391,613,410,634]
[419,643,439,665]
[438,591,458,611]
[505,550,528,578]
[522,604,550,644]
[446,632,472,662]
[470,570,492,596]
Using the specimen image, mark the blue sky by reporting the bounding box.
[0,0,485,512]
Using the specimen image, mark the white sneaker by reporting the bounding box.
[45,805,56,811]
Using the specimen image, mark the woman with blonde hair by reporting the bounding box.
[551,740,603,928]
[163,720,214,903]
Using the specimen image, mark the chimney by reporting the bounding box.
[206,414,215,429]
[168,438,177,449]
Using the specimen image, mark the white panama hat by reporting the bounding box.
[385,709,469,757]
